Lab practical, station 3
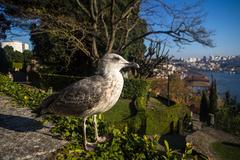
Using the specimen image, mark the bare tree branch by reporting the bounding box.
[76,0,91,18]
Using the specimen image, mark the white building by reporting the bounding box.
[186,57,198,63]
[0,41,29,53]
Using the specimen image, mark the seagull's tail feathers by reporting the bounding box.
[32,93,58,117]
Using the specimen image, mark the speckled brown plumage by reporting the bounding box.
[33,53,139,150]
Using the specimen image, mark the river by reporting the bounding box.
[201,71,240,102]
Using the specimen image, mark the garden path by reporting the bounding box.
[0,94,66,160]
[186,127,240,160]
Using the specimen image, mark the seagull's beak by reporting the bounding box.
[125,62,140,68]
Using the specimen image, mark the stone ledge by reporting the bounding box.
[0,95,66,160]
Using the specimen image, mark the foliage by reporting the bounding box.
[211,142,240,160]
[0,46,32,73]
[136,96,147,111]
[12,62,23,70]
[53,126,164,160]
[0,74,48,108]
[200,91,209,122]
[37,73,83,91]
[146,97,190,135]
[26,0,147,75]
[215,106,240,136]
[162,140,175,160]
[150,75,192,105]
[121,78,151,99]
[46,115,163,159]
[104,99,132,130]
[224,91,237,106]
[0,47,11,73]
[128,111,147,135]
[49,120,194,160]
[22,50,32,64]
[30,31,96,75]
[3,46,24,62]
[209,79,218,114]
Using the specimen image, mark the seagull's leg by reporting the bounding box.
[83,116,96,150]
[94,114,107,143]
[93,114,99,140]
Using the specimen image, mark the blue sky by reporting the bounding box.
[3,0,240,58]
[172,0,240,58]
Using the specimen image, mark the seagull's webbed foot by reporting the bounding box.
[85,142,97,151]
[96,136,109,143]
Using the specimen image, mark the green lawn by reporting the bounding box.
[103,99,131,123]
[211,142,240,160]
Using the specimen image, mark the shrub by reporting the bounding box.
[31,73,83,91]
[49,116,194,160]
[0,74,48,108]
[128,111,147,134]
[215,107,240,136]
[146,98,190,135]
[54,126,163,160]
[12,62,23,70]
[199,91,209,122]
[121,79,151,99]
[136,96,147,111]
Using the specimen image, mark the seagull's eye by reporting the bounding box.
[113,57,121,61]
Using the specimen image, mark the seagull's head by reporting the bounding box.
[98,53,139,73]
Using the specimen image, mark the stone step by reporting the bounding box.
[0,95,66,160]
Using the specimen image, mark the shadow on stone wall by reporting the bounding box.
[0,114,44,132]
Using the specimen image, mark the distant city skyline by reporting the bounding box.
[2,0,240,58]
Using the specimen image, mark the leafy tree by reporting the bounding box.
[3,45,30,63]
[2,46,24,62]
[224,91,237,106]
[12,50,24,62]
[225,91,231,105]
[26,0,148,75]
[2,46,15,69]
[22,50,32,71]
[200,91,209,122]
[151,74,191,104]
[22,50,32,63]
[1,0,213,61]
[0,46,32,72]
[209,79,218,114]
[0,48,11,73]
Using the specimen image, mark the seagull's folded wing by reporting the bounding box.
[48,75,106,116]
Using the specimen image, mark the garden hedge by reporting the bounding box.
[121,79,151,99]
[0,74,48,108]
[34,73,83,91]
[146,102,190,135]
[31,73,151,100]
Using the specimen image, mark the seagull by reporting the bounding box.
[33,53,139,150]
